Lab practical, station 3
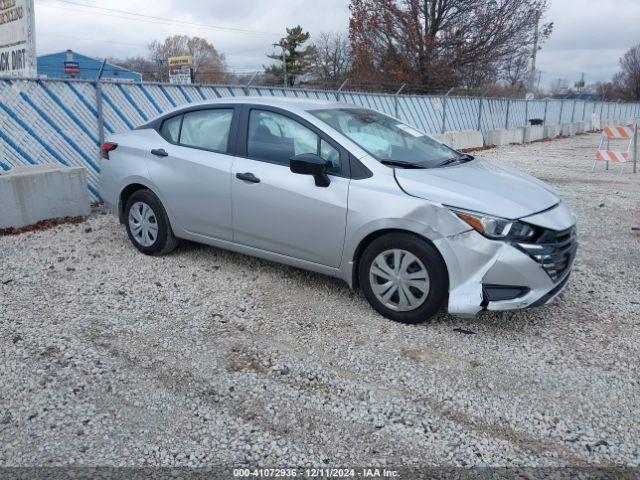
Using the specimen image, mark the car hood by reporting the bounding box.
[394,158,560,220]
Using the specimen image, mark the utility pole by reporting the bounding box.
[282,49,287,88]
[528,8,541,95]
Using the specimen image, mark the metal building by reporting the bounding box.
[37,50,142,82]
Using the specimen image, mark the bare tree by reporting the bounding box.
[148,35,228,84]
[348,0,553,92]
[457,58,499,91]
[307,32,353,88]
[614,43,640,101]
[108,56,163,82]
[501,50,530,95]
[594,81,622,101]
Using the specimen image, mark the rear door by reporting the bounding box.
[145,106,239,240]
[231,106,350,268]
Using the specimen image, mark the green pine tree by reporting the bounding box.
[265,25,312,87]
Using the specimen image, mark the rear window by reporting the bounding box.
[160,115,182,143]
[180,109,234,152]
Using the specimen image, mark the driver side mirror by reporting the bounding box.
[289,153,331,187]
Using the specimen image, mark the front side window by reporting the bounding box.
[320,139,340,173]
[180,109,233,152]
[247,110,341,173]
[310,108,460,168]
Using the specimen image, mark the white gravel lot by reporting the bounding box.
[1,133,639,468]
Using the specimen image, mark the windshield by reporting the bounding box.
[309,108,462,168]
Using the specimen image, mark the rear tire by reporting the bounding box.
[124,189,178,255]
[358,233,448,324]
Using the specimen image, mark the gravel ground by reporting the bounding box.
[1,133,639,468]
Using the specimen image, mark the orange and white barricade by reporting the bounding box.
[593,124,636,175]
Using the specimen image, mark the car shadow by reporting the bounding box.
[169,239,562,333]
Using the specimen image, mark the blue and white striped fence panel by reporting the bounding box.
[2,77,640,202]
[0,79,102,200]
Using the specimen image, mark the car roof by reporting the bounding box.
[168,96,354,114]
[137,96,363,131]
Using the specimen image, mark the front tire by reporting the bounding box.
[124,189,178,255]
[358,233,448,324]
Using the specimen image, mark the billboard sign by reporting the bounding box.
[169,67,192,85]
[0,0,36,77]
[167,55,192,68]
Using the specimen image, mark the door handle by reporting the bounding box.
[236,172,260,183]
[151,148,168,157]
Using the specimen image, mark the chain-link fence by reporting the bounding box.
[1,77,639,201]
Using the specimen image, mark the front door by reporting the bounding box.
[231,108,349,268]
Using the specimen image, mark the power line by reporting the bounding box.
[38,33,278,61]
[37,3,212,33]
[36,0,281,37]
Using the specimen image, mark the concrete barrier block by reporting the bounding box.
[523,125,544,143]
[583,120,593,132]
[543,124,560,139]
[0,165,90,229]
[449,130,484,150]
[431,132,453,148]
[575,121,586,134]
[511,128,525,144]
[487,128,524,146]
[561,123,577,136]
[432,130,484,150]
[487,129,508,146]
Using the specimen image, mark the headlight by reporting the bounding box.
[452,209,538,241]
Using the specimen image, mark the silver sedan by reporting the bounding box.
[99,97,577,324]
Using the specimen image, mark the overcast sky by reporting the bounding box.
[34,0,640,88]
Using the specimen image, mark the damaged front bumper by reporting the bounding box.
[435,228,576,317]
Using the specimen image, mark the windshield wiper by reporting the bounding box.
[380,159,426,169]
[438,154,474,167]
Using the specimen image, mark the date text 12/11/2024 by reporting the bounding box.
[233,468,400,478]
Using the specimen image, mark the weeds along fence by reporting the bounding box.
[1,77,640,201]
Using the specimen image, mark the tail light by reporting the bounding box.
[101,142,118,159]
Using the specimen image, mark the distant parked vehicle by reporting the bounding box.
[99,97,577,323]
